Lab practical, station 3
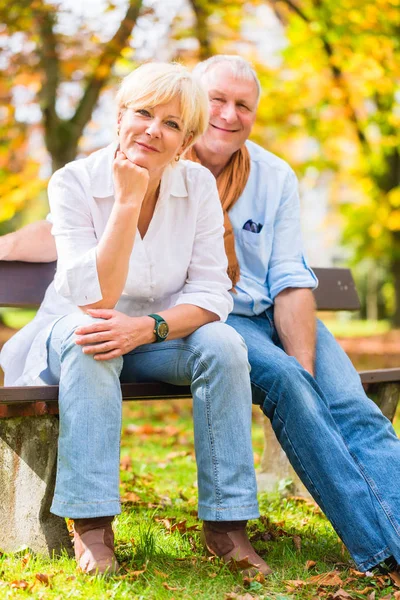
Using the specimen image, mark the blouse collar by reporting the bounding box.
[88,143,188,200]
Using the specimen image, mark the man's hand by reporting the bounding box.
[274,288,316,376]
[74,309,155,360]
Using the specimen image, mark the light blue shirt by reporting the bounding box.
[230,141,318,316]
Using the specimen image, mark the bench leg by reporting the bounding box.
[257,419,312,498]
[0,416,73,557]
[367,382,400,423]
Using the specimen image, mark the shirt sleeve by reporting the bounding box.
[48,166,103,306]
[268,168,318,300]
[175,169,234,321]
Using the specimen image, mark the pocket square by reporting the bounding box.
[243,219,263,233]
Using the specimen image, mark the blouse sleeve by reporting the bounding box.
[174,168,233,321]
[48,165,103,306]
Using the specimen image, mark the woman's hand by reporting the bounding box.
[74,309,155,360]
[113,150,149,207]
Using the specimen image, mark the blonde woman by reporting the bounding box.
[1,62,269,576]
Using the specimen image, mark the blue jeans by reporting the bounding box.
[227,308,400,571]
[45,313,259,522]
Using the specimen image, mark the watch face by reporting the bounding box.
[157,321,169,339]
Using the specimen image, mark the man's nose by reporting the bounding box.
[220,102,237,123]
[145,120,162,137]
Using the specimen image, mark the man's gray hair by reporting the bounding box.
[192,55,261,103]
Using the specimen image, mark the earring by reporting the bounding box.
[175,154,180,162]
[117,127,120,136]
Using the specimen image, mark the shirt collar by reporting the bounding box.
[88,142,188,199]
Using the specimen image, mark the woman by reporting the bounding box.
[1,62,270,576]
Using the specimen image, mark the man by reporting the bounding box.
[1,55,399,575]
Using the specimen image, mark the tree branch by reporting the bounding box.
[70,0,144,137]
[268,0,370,153]
[33,2,60,135]
[188,0,213,60]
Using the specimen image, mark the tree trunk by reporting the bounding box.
[392,256,400,327]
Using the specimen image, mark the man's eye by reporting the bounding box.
[211,97,224,103]
[238,104,249,111]
[137,109,151,117]
[166,120,180,130]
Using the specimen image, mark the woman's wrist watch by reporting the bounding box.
[148,313,169,343]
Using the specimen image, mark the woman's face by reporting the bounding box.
[117,97,190,178]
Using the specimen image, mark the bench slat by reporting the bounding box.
[359,368,400,384]
[0,383,192,404]
[0,262,361,312]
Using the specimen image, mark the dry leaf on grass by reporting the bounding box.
[366,592,375,600]
[307,571,343,587]
[306,560,317,570]
[170,520,199,534]
[227,556,259,573]
[154,569,168,578]
[10,580,30,590]
[121,491,141,503]
[162,582,181,591]
[390,570,400,587]
[225,593,256,600]
[332,589,352,599]
[35,573,51,586]
[293,535,302,552]
[21,553,32,568]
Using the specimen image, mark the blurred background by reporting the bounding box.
[1,0,400,371]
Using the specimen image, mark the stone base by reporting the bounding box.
[257,419,312,499]
[0,416,72,556]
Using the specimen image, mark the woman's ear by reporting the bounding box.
[180,132,194,154]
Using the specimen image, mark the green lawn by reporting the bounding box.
[0,401,398,599]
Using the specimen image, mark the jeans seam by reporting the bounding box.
[253,379,349,544]
[132,341,223,513]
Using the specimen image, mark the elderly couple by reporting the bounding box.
[1,56,400,578]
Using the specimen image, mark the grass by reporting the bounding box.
[0,400,399,599]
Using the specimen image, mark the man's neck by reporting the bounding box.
[193,144,232,178]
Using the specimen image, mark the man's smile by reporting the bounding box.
[210,123,240,133]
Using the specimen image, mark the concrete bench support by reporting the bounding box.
[257,419,311,498]
[0,416,72,556]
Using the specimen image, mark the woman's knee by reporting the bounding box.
[190,321,250,372]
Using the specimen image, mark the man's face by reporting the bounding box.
[196,64,258,159]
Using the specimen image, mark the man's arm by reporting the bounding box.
[0,221,57,262]
[274,287,316,376]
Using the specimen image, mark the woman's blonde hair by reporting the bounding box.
[116,62,209,145]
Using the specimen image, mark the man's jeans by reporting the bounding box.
[228,308,400,572]
[45,314,259,522]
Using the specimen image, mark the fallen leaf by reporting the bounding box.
[121,491,141,503]
[21,553,32,568]
[293,535,302,552]
[170,520,199,534]
[225,594,254,600]
[305,560,317,570]
[131,564,147,578]
[162,582,181,591]
[35,573,51,586]
[390,570,400,587]
[307,571,343,587]
[355,587,375,595]
[10,580,30,590]
[285,579,307,590]
[366,592,375,600]
[227,556,259,573]
[154,569,168,578]
[332,589,351,599]
[394,591,400,599]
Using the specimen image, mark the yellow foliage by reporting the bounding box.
[388,188,400,208]
[387,211,400,231]
[368,223,382,239]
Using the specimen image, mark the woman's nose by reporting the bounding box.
[145,120,162,138]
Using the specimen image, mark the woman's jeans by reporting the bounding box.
[227,308,400,572]
[46,314,259,523]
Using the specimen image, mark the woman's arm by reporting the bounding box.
[0,221,57,262]
[74,304,219,360]
[81,150,149,310]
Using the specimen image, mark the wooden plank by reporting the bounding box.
[0,261,56,308]
[0,262,361,311]
[0,382,191,404]
[312,267,361,311]
[359,368,400,384]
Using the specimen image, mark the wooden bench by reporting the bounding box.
[0,261,399,555]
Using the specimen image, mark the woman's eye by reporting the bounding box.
[137,109,151,117]
[166,120,180,130]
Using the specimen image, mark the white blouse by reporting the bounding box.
[1,143,233,386]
